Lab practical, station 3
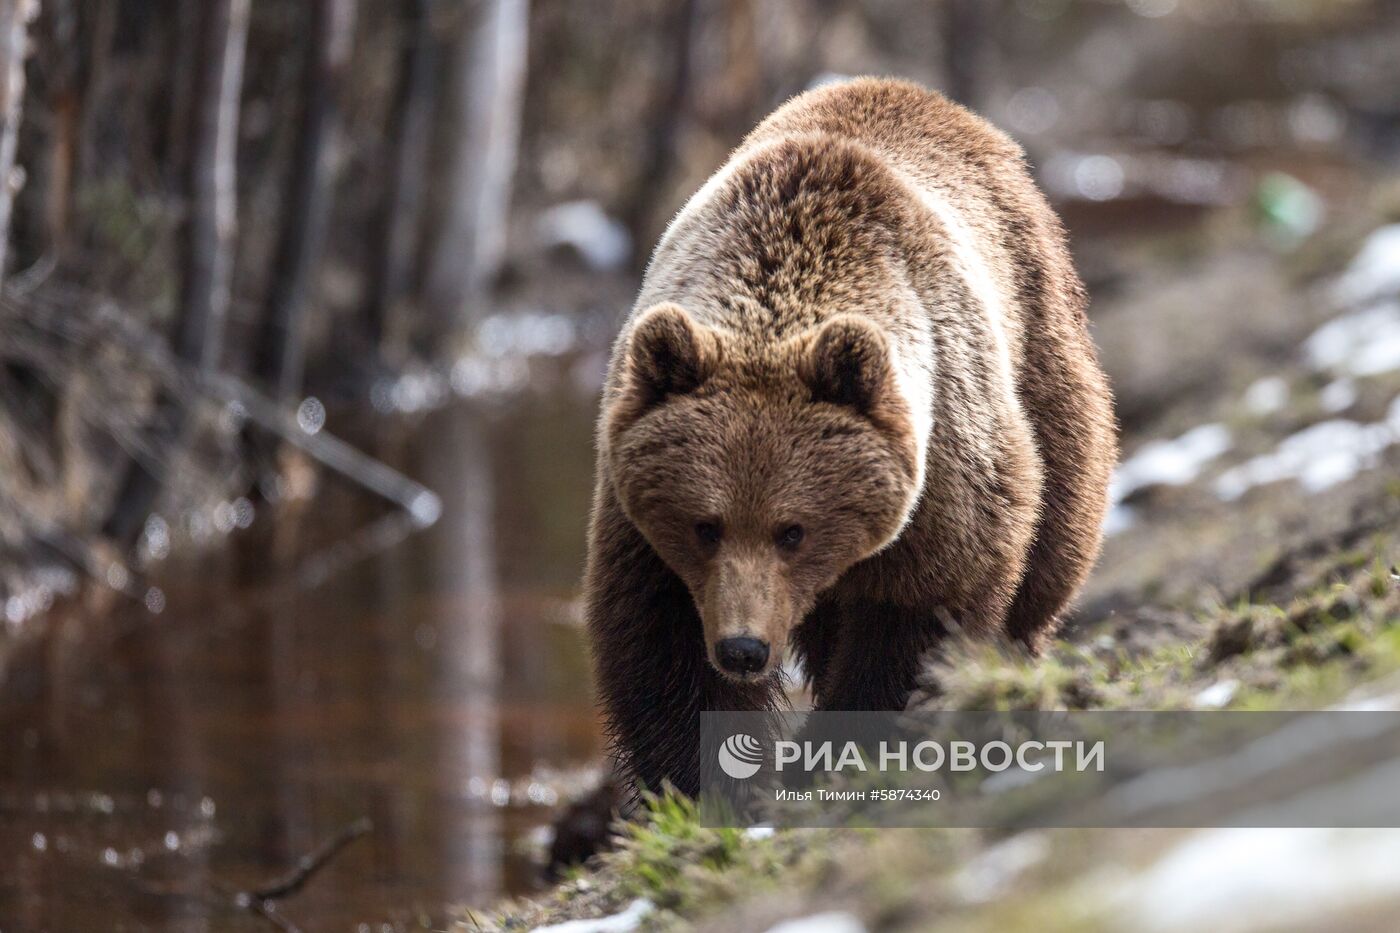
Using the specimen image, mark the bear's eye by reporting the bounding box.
[694,521,723,546]
[776,524,805,551]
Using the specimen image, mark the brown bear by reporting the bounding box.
[585,77,1116,797]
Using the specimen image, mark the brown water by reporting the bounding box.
[0,397,602,931]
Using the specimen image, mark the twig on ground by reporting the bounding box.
[131,816,373,933]
[243,816,373,901]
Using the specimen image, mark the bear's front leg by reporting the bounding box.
[811,600,949,711]
[585,487,777,799]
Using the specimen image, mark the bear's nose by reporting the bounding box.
[716,637,770,674]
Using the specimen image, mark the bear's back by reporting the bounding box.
[734,79,1090,375]
[641,78,1067,355]
[740,77,1025,179]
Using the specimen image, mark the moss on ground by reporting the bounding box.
[923,534,1399,716]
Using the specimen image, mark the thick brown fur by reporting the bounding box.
[585,78,1117,796]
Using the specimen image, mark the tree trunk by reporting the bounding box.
[0,0,36,284]
[40,0,76,249]
[34,0,112,253]
[361,0,437,351]
[420,0,528,350]
[622,0,697,263]
[252,0,357,403]
[942,0,993,110]
[162,0,199,184]
[103,0,250,545]
[74,0,115,187]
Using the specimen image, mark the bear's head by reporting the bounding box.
[606,303,921,682]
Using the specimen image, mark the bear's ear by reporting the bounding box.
[625,303,720,406]
[800,315,893,414]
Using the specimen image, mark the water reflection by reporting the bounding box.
[438,410,504,901]
[0,395,602,930]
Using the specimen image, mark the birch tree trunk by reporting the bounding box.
[0,0,36,284]
[253,0,357,402]
[103,0,249,545]
[420,0,527,348]
[362,0,437,350]
[174,0,249,374]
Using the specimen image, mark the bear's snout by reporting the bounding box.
[700,553,794,679]
[715,636,770,675]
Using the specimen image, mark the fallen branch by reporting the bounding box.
[208,372,441,525]
[133,817,373,933]
[1,289,442,628]
[82,296,442,525]
[243,816,372,902]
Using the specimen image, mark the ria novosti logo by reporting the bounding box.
[717,733,764,779]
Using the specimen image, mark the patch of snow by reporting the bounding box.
[371,367,450,413]
[1110,424,1232,503]
[1102,504,1137,536]
[536,201,632,272]
[1289,93,1346,146]
[1214,407,1400,500]
[1242,376,1288,416]
[1303,301,1400,377]
[450,355,530,399]
[478,310,579,358]
[1121,828,1400,933]
[530,899,654,933]
[744,825,775,841]
[1193,679,1239,709]
[1333,224,1400,307]
[951,833,1050,904]
[764,911,868,933]
[1074,154,1125,202]
[1104,421,1232,535]
[1318,377,1357,413]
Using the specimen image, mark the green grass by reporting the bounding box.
[466,791,832,931]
